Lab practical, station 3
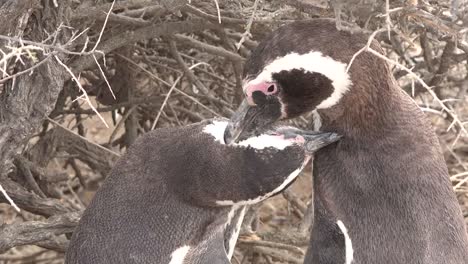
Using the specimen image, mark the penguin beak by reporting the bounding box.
[270,127,341,153]
[281,128,342,154]
[224,100,251,144]
[224,99,282,144]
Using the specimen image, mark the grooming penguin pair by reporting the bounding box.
[65,119,339,264]
[225,19,468,263]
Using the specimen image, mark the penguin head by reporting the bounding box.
[205,119,340,156]
[224,19,387,143]
[197,119,340,205]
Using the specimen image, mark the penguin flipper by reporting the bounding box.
[304,193,345,263]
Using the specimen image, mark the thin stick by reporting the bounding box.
[0,183,20,212]
[236,0,260,50]
[46,117,121,157]
[151,75,182,130]
[117,54,222,117]
[0,54,53,83]
[151,62,209,130]
[213,0,222,23]
[385,0,392,40]
[365,47,467,146]
[451,171,468,180]
[109,106,137,144]
[91,0,115,52]
[54,55,109,128]
[453,173,468,190]
[346,28,385,73]
[346,27,467,147]
[93,54,115,99]
[238,239,305,256]
[0,35,95,56]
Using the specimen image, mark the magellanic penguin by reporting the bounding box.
[224,19,468,264]
[65,118,339,264]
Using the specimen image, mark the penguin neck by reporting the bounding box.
[317,78,403,140]
[311,54,417,140]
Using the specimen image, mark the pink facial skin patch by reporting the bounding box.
[244,82,277,105]
[268,132,306,146]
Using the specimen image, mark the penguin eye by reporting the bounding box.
[266,84,277,95]
[267,85,275,93]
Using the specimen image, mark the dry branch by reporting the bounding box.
[0,211,81,253]
[72,19,221,72]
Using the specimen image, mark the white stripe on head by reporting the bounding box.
[245,51,352,109]
[337,220,354,264]
[203,120,295,150]
[168,245,190,264]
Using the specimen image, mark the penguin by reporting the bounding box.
[223,19,468,263]
[65,118,339,264]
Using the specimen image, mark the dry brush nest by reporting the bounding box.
[0,0,467,263]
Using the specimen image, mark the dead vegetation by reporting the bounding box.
[0,0,467,263]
